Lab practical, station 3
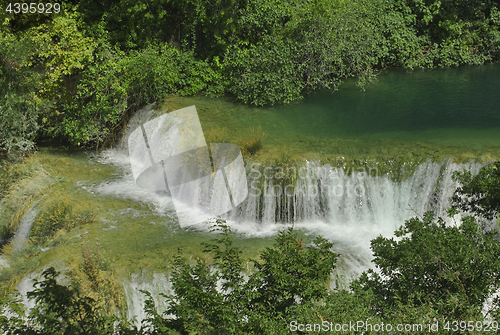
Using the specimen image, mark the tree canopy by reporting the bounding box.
[452,161,500,219]
[1,0,499,156]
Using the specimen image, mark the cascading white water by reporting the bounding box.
[123,272,172,327]
[236,159,483,230]
[99,150,486,300]
[10,200,40,252]
[223,159,484,288]
[95,105,488,319]
[106,106,484,235]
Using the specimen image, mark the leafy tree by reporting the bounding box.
[223,37,304,105]
[356,212,500,319]
[0,291,27,335]
[25,13,94,100]
[59,44,128,145]
[452,161,500,220]
[141,220,338,334]
[0,93,40,159]
[249,227,338,316]
[1,0,499,149]
[26,267,116,335]
[0,28,42,159]
[159,222,251,334]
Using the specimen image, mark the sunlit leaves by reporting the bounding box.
[356,212,500,319]
[452,161,500,220]
[26,13,94,97]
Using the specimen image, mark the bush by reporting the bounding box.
[452,161,500,220]
[0,93,39,160]
[240,126,264,156]
[224,37,304,106]
[60,44,128,146]
[0,31,41,159]
[144,221,338,334]
[355,212,500,320]
[60,43,224,147]
[26,267,118,335]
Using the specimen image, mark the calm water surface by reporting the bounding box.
[165,63,500,161]
[272,63,500,145]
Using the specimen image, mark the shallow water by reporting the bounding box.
[10,201,40,252]
[158,63,500,162]
[4,63,500,322]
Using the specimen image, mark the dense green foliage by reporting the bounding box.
[155,223,338,334]
[356,212,500,319]
[2,206,500,333]
[452,161,500,219]
[1,0,499,156]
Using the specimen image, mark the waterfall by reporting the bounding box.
[10,200,40,252]
[123,272,172,327]
[220,159,485,287]
[237,159,483,226]
[111,105,485,231]
[96,105,489,315]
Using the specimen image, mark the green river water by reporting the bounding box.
[164,62,500,165]
[2,63,500,318]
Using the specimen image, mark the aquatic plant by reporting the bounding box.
[67,240,125,317]
[240,126,265,156]
[0,168,54,240]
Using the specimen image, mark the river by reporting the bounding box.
[3,63,500,321]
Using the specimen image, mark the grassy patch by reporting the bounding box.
[0,159,36,198]
[204,127,230,144]
[66,240,125,316]
[239,126,264,156]
[0,165,57,240]
[0,242,41,294]
[31,194,96,245]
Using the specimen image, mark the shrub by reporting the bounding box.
[355,212,500,320]
[224,37,304,106]
[0,93,39,160]
[26,267,118,335]
[0,31,41,160]
[240,126,264,156]
[142,221,338,334]
[452,161,500,220]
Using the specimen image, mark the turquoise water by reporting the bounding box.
[5,64,500,321]
[273,63,500,143]
[165,63,500,162]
